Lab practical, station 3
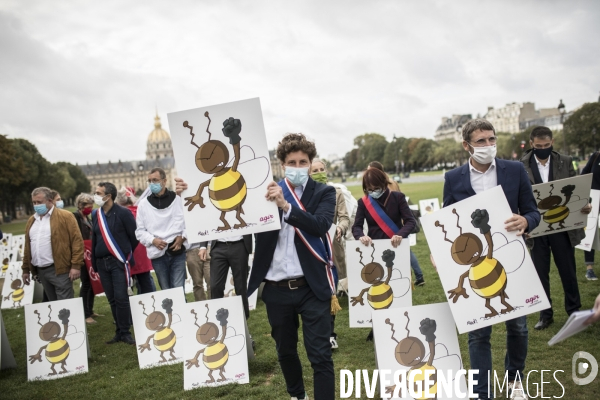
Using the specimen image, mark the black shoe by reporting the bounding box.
[415,278,425,286]
[121,335,136,345]
[366,329,373,341]
[105,336,121,344]
[534,318,554,330]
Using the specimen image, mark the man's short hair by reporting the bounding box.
[530,126,553,141]
[276,133,317,164]
[98,182,117,201]
[149,167,166,180]
[462,119,496,142]
[31,187,54,201]
[49,190,60,200]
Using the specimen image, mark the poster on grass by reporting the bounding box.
[129,287,187,369]
[223,257,258,311]
[420,185,549,334]
[419,198,441,216]
[1,267,35,309]
[575,189,600,252]
[25,298,89,380]
[0,310,17,370]
[182,296,251,390]
[167,98,280,243]
[345,239,411,328]
[372,303,468,399]
[529,174,592,238]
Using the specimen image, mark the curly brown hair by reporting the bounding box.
[276,133,317,164]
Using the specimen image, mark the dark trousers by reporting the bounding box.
[262,283,334,400]
[210,241,250,319]
[133,271,155,294]
[531,232,581,319]
[80,263,95,318]
[97,256,132,338]
[584,249,595,264]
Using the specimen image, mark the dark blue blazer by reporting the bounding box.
[91,204,139,272]
[443,158,541,233]
[248,178,336,302]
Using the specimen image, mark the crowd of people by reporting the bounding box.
[11,124,600,400]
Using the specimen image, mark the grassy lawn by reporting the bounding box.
[1,181,599,399]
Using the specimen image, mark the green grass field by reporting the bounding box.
[1,182,599,399]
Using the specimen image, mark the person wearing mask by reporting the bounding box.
[136,168,188,290]
[21,187,83,300]
[50,190,64,209]
[520,126,590,330]
[368,161,400,192]
[580,151,600,280]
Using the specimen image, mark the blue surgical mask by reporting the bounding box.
[150,182,163,194]
[56,200,64,209]
[285,167,309,187]
[34,204,48,215]
[368,189,384,199]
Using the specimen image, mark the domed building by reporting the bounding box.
[81,112,178,194]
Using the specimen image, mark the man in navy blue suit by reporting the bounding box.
[442,119,540,400]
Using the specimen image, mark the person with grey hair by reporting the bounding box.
[21,187,84,300]
[441,118,540,400]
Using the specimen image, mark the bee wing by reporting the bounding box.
[492,235,526,274]
[388,269,411,298]
[66,329,87,351]
[224,327,246,356]
[227,145,270,189]
[567,198,589,212]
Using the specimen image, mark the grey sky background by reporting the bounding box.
[1,0,599,164]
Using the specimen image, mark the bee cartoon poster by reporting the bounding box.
[1,267,36,309]
[24,298,89,381]
[419,198,441,216]
[182,296,251,390]
[372,303,468,399]
[1,310,17,370]
[223,258,258,311]
[528,174,593,238]
[168,98,280,243]
[129,287,187,369]
[345,239,412,328]
[575,189,600,252]
[421,186,549,334]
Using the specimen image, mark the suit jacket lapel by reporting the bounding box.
[496,158,506,187]
[300,178,316,206]
[461,163,476,197]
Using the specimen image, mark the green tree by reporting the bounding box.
[56,162,91,202]
[564,102,600,156]
[383,137,408,171]
[351,133,389,171]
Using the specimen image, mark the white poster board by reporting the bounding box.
[168,98,281,243]
[372,303,468,399]
[25,298,89,380]
[529,174,592,238]
[346,239,411,328]
[575,189,600,252]
[1,267,35,309]
[223,268,258,312]
[11,235,25,256]
[421,186,549,334]
[1,233,12,249]
[182,296,250,390]
[129,287,187,369]
[0,310,17,370]
[419,198,441,216]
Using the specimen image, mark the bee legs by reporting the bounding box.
[233,206,247,229]
[484,298,499,318]
[544,223,555,233]
[169,348,176,361]
[205,370,216,384]
[59,360,68,374]
[558,220,566,229]
[499,291,514,314]
[49,363,58,376]
[217,212,232,231]
[217,367,227,382]
[159,351,168,363]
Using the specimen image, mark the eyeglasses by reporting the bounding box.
[469,136,497,147]
[147,179,163,184]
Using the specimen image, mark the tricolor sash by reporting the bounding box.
[94,208,132,286]
[279,179,338,298]
[362,194,399,239]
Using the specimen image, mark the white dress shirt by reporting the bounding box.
[218,235,243,243]
[265,181,308,281]
[535,156,551,183]
[30,206,55,268]
[469,158,498,194]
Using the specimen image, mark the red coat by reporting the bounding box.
[127,206,154,275]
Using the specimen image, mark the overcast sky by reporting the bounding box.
[1,0,599,165]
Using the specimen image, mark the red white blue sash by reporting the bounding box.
[94,208,132,286]
[362,194,400,239]
[279,179,337,295]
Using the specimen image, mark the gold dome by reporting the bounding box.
[147,113,170,143]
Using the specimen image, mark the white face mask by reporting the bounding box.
[468,143,497,165]
[94,194,107,207]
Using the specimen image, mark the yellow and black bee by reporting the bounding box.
[534,184,578,232]
[3,271,25,308]
[183,112,247,231]
[350,244,397,310]
[29,306,71,376]
[185,304,230,384]
[436,208,514,318]
[138,296,177,363]
[1,257,9,275]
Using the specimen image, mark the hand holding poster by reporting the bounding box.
[575,189,600,252]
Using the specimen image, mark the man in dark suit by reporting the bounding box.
[442,119,540,400]
[248,133,336,400]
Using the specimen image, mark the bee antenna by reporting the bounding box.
[355,247,365,266]
[139,301,148,316]
[549,184,554,196]
[370,243,376,263]
[34,310,42,326]
[404,311,411,337]
[151,295,156,312]
[204,111,212,141]
[191,309,200,328]
[48,305,53,322]
[183,120,200,149]
[534,189,542,201]
[452,208,463,235]
[385,318,399,344]
[205,303,210,323]
[435,221,453,244]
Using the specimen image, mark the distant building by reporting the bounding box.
[434,114,472,142]
[269,150,284,181]
[81,113,178,193]
[520,110,574,131]
[484,102,537,133]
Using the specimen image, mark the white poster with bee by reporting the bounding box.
[167,98,281,243]
[345,239,412,328]
[182,295,251,390]
[372,303,468,399]
[575,189,600,252]
[421,185,549,334]
[223,260,258,311]
[1,309,17,370]
[528,174,593,238]
[25,298,89,381]
[129,287,187,369]
[1,233,12,249]
[419,198,441,216]
[1,267,36,309]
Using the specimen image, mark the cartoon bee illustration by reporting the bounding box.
[29,305,84,376]
[138,296,178,363]
[533,184,587,233]
[183,112,269,232]
[3,271,25,308]
[436,208,526,318]
[1,257,8,276]
[225,275,236,297]
[350,244,410,310]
